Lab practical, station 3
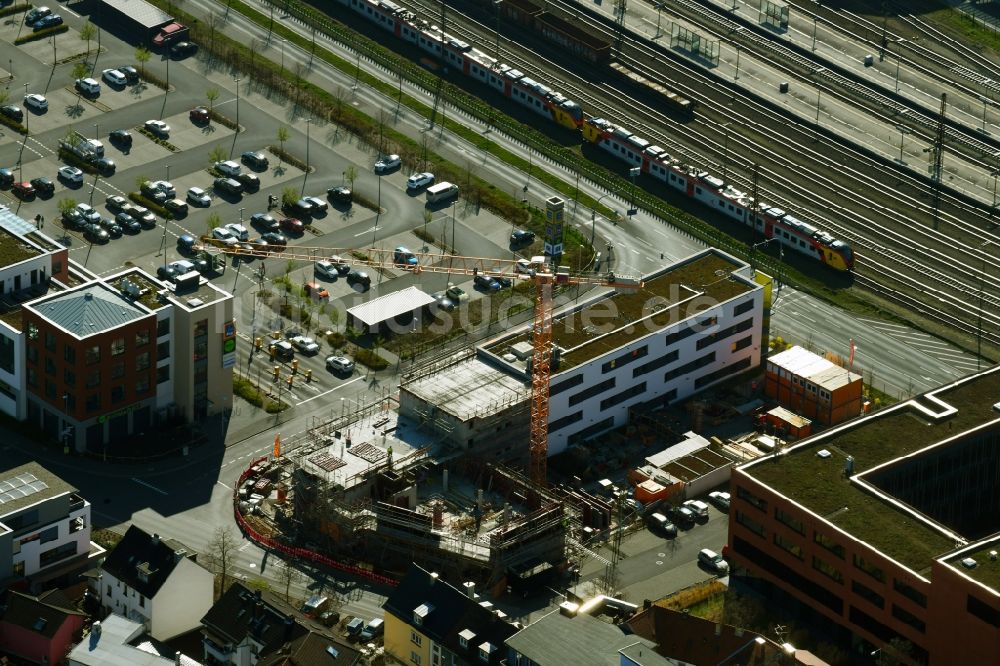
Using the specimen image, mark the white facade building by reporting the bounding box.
[98,526,214,641]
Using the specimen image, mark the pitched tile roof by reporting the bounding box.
[100,526,198,599]
[0,589,86,639]
[201,582,354,664]
[30,282,149,337]
[382,565,518,666]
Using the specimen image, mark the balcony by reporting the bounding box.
[203,636,233,662]
[69,493,86,513]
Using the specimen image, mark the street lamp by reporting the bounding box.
[279,38,286,75]
[22,82,28,134]
[653,2,665,40]
[811,1,821,51]
[591,192,614,243]
[983,96,991,134]
[93,123,99,141]
[627,167,640,220]
[895,125,908,164]
[234,77,240,129]
[734,43,741,81]
[990,155,1000,223]
[165,164,171,182]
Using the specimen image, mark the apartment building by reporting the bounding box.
[765,345,863,426]
[401,248,768,460]
[0,462,101,589]
[728,365,1000,664]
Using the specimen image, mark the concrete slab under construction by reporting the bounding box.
[403,354,530,422]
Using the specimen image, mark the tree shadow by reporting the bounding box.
[273,164,286,177]
[65,102,84,119]
[200,124,218,135]
[129,82,149,98]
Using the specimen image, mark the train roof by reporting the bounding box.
[504,68,525,81]
[378,0,403,13]
[697,172,725,190]
[446,36,471,52]
[626,134,650,150]
[465,48,495,68]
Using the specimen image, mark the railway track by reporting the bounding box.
[414,0,1000,342]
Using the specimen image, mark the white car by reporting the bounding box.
[291,336,320,355]
[101,69,127,87]
[374,154,401,173]
[708,491,730,511]
[144,119,170,137]
[214,160,241,177]
[225,223,249,241]
[75,78,100,96]
[516,258,537,276]
[406,172,434,189]
[58,165,83,184]
[149,180,175,197]
[698,548,729,575]
[314,260,338,279]
[23,94,47,112]
[326,355,355,374]
[169,259,196,274]
[303,195,327,213]
[211,227,238,246]
[75,203,101,223]
[186,187,211,206]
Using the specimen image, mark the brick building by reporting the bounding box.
[728,365,1000,664]
[765,345,862,426]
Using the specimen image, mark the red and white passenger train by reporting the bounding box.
[333,0,855,271]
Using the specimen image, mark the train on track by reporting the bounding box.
[334,0,855,271]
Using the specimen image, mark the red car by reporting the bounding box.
[189,106,209,123]
[12,182,35,200]
[280,217,303,233]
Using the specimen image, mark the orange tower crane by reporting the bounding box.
[205,240,643,486]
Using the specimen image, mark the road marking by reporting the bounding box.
[297,375,364,405]
[354,226,377,237]
[132,477,168,495]
[218,480,232,490]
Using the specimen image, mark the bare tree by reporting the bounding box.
[207,526,239,599]
[276,558,301,602]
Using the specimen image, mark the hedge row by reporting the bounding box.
[13,24,68,44]
[137,127,179,152]
[127,192,172,220]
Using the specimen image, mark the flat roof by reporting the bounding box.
[28,282,149,337]
[0,462,75,519]
[402,355,529,422]
[0,210,44,269]
[107,270,170,311]
[99,0,173,29]
[487,250,756,371]
[347,286,435,327]
[769,345,862,392]
[163,278,230,310]
[744,366,1000,574]
[67,614,178,666]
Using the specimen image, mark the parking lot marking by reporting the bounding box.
[297,375,365,405]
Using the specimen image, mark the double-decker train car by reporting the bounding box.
[337,0,583,128]
[583,118,854,270]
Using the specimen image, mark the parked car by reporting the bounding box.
[157,264,179,282]
[101,69,127,87]
[445,286,468,303]
[187,187,211,206]
[164,199,188,216]
[345,617,365,637]
[241,151,269,170]
[431,291,456,312]
[708,491,730,512]
[12,182,34,200]
[668,505,697,526]
[303,196,327,213]
[236,172,260,192]
[84,223,109,243]
[106,194,128,212]
[76,203,101,225]
[214,177,243,196]
[189,106,210,123]
[269,339,294,360]
[225,223,249,242]
[393,246,417,267]
[25,6,51,25]
[211,227,239,247]
[327,186,352,204]
[75,78,101,96]
[29,177,53,197]
[33,13,62,30]
[23,94,47,112]
[347,270,370,290]
[698,548,729,575]
[116,213,141,233]
[91,157,116,176]
[260,232,287,247]
[474,274,501,291]
[0,105,23,122]
[214,160,241,177]
[170,41,198,58]
[127,205,156,229]
[100,217,122,238]
[118,65,139,84]
[406,172,434,190]
[177,234,197,254]
[314,261,339,280]
[291,335,320,354]
[57,166,83,184]
[374,154,401,173]
[329,256,351,275]
[326,355,355,374]
[683,499,710,521]
[510,229,536,246]
[359,618,384,641]
[251,213,279,232]
[648,512,678,538]
[144,120,170,137]
[147,180,177,199]
[290,198,314,217]
[109,129,132,148]
[279,217,303,234]
[62,208,85,230]
[494,275,513,288]
[0,168,13,188]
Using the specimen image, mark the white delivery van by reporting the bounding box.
[426,181,459,203]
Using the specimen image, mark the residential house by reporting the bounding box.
[98,525,213,640]
[200,582,359,666]
[0,588,86,664]
[67,613,203,665]
[383,565,518,666]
